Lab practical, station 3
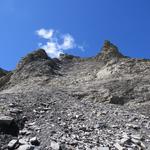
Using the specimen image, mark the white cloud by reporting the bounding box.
[42,42,63,58]
[36,28,84,58]
[36,28,54,39]
[60,34,75,50]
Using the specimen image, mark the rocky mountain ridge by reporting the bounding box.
[0,68,9,78]
[0,41,150,150]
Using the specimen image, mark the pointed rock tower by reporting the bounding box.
[96,40,125,62]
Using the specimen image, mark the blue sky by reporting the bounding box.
[0,0,150,70]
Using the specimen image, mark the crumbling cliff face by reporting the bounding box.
[0,41,150,150]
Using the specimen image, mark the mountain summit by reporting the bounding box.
[16,49,50,70]
[0,41,150,149]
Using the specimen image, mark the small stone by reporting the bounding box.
[30,137,40,146]
[19,129,31,135]
[111,125,119,128]
[60,143,67,150]
[0,115,14,125]
[131,134,143,140]
[50,141,60,150]
[109,96,125,105]
[101,111,107,115]
[22,116,28,122]
[97,147,109,150]
[33,109,37,113]
[114,143,124,150]
[92,147,98,150]
[8,139,18,149]
[122,132,129,139]
[120,137,130,145]
[19,129,27,135]
[94,122,107,129]
[58,117,61,121]
[19,138,28,145]
[10,108,23,114]
[43,108,50,111]
[28,122,36,126]
[9,103,16,108]
[128,148,135,150]
[128,116,138,122]
[126,123,140,130]
[131,138,140,144]
[50,130,56,135]
[79,126,87,131]
[147,145,150,150]
[17,145,34,150]
[140,142,146,149]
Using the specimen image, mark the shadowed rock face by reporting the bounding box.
[0,41,150,149]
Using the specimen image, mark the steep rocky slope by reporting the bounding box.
[0,41,150,150]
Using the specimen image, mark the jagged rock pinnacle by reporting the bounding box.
[10,49,59,83]
[96,40,125,62]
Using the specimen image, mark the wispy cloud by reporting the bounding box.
[36,28,84,58]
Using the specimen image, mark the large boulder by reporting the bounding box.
[0,115,19,136]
